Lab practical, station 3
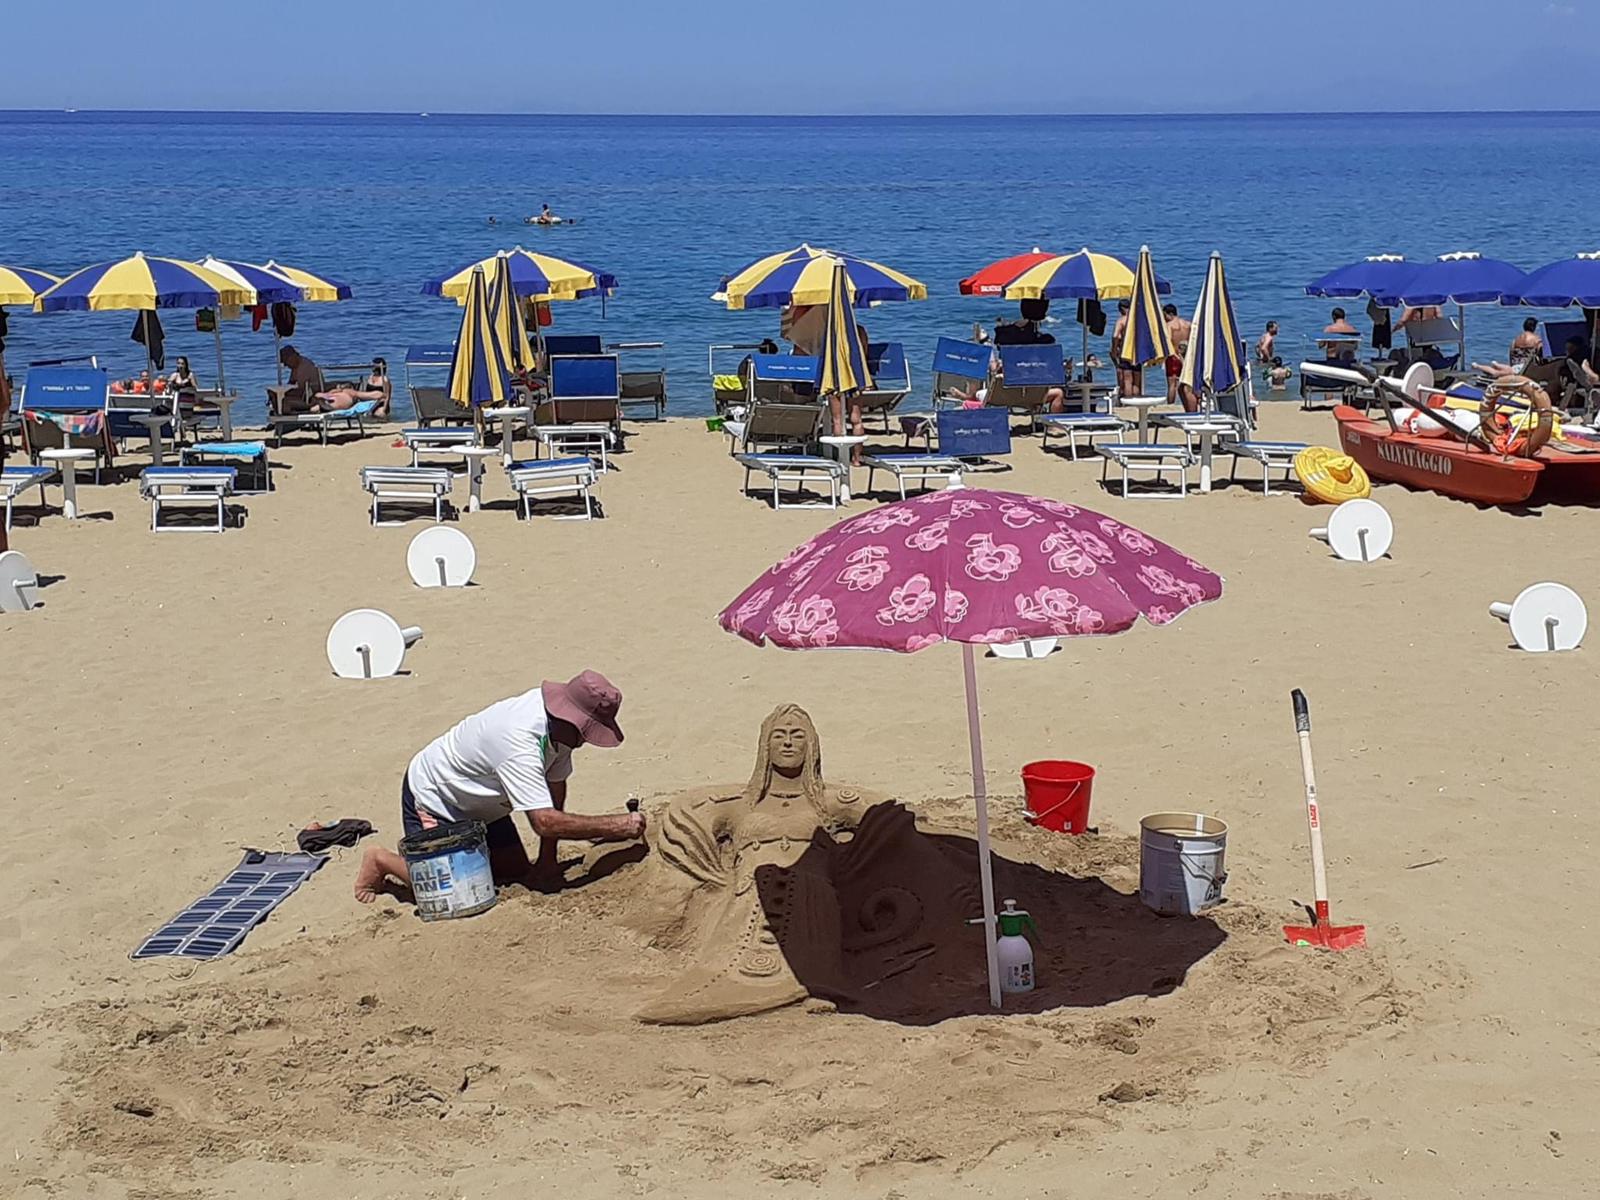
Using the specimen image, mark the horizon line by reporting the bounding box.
[4,106,1600,119]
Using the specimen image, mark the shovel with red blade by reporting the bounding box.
[1284,689,1367,951]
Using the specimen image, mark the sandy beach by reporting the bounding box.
[3,403,1598,1199]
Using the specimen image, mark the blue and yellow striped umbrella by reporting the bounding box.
[1117,245,1173,367]
[995,247,1171,302]
[1179,251,1244,401]
[260,260,353,303]
[424,247,613,303]
[0,265,61,306]
[718,244,927,311]
[487,253,535,375]
[35,252,253,312]
[819,258,872,398]
[198,257,304,305]
[446,266,511,411]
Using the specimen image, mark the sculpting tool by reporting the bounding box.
[1283,689,1367,952]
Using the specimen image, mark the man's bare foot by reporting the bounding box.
[353,847,410,904]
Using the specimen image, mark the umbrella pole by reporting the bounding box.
[213,322,227,395]
[961,642,1003,1009]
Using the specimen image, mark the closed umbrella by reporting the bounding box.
[719,489,1222,1007]
[819,257,871,440]
[1179,251,1244,406]
[486,253,535,376]
[1115,246,1174,435]
[446,266,510,414]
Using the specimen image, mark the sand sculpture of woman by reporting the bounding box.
[637,704,948,1025]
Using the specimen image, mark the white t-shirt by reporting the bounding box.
[406,689,573,824]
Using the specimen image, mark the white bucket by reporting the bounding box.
[1139,812,1228,916]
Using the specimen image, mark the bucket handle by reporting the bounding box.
[1024,778,1087,825]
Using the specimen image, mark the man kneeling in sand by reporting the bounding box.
[354,671,646,901]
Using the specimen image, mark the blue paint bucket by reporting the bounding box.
[399,820,498,921]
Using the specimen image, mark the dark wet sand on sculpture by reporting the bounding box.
[5,406,1600,1199]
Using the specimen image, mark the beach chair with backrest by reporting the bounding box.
[535,353,623,470]
[748,354,822,406]
[405,345,458,426]
[542,334,604,357]
[20,366,115,482]
[1404,316,1464,375]
[613,342,668,421]
[855,342,912,430]
[723,400,824,456]
[267,360,379,446]
[989,343,1066,426]
[2,464,58,531]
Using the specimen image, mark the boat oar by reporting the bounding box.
[1283,689,1366,952]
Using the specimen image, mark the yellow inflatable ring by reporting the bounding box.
[1295,446,1372,504]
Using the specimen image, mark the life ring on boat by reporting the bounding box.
[1295,446,1372,504]
[1480,375,1553,458]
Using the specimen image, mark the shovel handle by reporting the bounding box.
[1292,688,1311,733]
[1291,690,1330,911]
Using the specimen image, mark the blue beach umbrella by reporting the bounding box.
[1117,245,1174,368]
[1179,251,1244,405]
[446,266,511,413]
[1377,251,1526,358]
[819,257,871,403]
[1500,251,1600,308]
[1304,254,1412,299]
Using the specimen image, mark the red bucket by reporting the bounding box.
[1021,760,1095,834]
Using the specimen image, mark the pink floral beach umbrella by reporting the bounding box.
[719,488,1222,1008]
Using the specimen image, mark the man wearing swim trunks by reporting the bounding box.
[1163,304,1194,411]
[353,670,644,902]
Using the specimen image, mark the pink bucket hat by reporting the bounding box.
[542,670,624,747]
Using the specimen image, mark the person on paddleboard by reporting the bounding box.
[353,671,644,903]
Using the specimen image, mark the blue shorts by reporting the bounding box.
[400,775,524,855]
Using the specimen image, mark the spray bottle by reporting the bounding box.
[996,899,1037,994]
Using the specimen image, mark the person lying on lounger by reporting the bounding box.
[313,357,392,418]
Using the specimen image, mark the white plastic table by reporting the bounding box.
[482,405,531,466]
[1120,396,1166,443]
[38,448,94,519]
[131,413,169,467]
[1183,419,1239,494]
[820,435,867,501]
[457,446,499,513]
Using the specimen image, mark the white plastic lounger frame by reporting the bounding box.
[535,423,614,472]
[1096,443,1194,499]
[861,453,965,500]
[0,549,40,613]
[269,400,378,446]
[1489,582,1587,653]
[1227,440,1308,495]
[506,457,598,520]
[735,453,847,510]
[326,608,423,678]
[407,527,476,588]
[1310,499,1393,563]
[2,466,57,532]
[138,466,236,532]
[359,466,454,526]
[401,426,479,467]
[1037,413,1130,461]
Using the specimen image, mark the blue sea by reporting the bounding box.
[3,109,1596,420]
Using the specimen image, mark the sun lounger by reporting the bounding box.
[930,336,989,406]
[506,456,599,520]
[735,452,848,510]
[267,396,379,446]
[139,466,237,532]
[540,354,624,469]
[723,400,825,456]
[990,344,1066,423]
[359,465,454,525]
[1097,443,1194,499]
[861,453,964,500]
[181,441,271,493]
[2,465,57,531]
[749,354,822,405]
[1224,440,1307,495]
[856,342,912,429]
[1038,412,1130,460]
[401,425,479,467]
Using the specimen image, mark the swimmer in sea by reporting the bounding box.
[531,203,559,226]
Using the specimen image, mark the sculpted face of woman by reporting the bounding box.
[767,720,811,779]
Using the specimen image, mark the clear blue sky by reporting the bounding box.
[5,0,1596,114]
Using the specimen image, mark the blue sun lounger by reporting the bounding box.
[2,464,58,531]
[181,440,271,493]
[506,456,599,520]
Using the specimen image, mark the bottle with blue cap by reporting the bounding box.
[996,898,1037,994]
